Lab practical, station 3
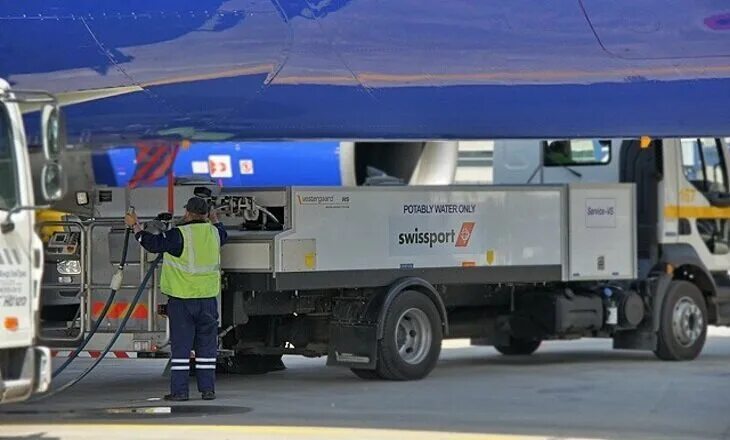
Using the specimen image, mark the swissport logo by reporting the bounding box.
[455,222,475,247]
[397,222,475,249]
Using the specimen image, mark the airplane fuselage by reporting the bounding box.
[2,1,729,143]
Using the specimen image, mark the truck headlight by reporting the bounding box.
[57,260,81,275]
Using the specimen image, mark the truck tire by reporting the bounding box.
[654,280,707,361]
[375,290,442,381]
[494,337,542,356]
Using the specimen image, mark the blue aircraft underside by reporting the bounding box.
[91,142,342,187]
[1,1,729,142]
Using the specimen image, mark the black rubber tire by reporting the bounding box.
[654,280,708,361]
[350,368,381,380]
[375,290,442,381]
[494,337,542,356]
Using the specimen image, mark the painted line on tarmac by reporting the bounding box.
[0,424,602,440]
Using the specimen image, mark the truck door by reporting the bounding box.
[0,99,33,351]
[675,137,730,271]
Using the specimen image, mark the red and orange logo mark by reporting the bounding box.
[455,222,475,247]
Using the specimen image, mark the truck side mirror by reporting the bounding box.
[41,104,63,161]
[38,104,65,202]
[40,162,64,202]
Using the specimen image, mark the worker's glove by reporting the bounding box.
[209,208,221,224]
[124,212,138,227]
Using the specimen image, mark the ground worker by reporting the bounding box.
[124,197,227,401]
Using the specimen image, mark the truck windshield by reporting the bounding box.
[543,139,611,166]
[0,102,18,211]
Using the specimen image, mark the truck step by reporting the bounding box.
[710,284,730,325]
[716,301,730,325]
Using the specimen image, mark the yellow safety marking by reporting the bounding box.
[304,252,316,269]
[0,424,599,440]
[36,209,67,242]
[640,136,652,149]
[486,249,495,265]
[664,205,730,219]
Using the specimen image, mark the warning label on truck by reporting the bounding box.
[0,268,28,307]
[402,204,476,215]
[585,198,616,228]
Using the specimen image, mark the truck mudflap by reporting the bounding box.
[0,346,51,403]
[326,324,378,370]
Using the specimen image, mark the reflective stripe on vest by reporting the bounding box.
[160,223,221,299]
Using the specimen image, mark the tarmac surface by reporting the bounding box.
[2,330,730,440]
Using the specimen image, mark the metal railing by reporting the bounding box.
[37,218,169,350]
[36,220,86,345]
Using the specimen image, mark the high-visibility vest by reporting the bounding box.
[160,223,221,299]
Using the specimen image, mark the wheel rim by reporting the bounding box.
[671,296,704,347]
[394,308,432,365]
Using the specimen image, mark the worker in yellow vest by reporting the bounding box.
[125,197,227,401]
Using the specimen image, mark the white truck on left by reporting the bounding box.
[0,78,65,403]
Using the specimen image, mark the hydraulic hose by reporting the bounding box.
[36,254,163,400]
[51,223,133,378]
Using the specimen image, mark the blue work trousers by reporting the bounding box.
[168,296,218,396]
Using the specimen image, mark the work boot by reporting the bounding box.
[201,391,216,401]
[164,393,189,402]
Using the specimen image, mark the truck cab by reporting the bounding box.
[0,79,64,403]
[495,137,730,343]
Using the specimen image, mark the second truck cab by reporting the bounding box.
[0,78,65,403]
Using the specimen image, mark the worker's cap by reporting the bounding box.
[184,197,209,215]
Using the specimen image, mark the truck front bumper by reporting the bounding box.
[0,346,52,404]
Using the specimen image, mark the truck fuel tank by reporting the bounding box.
[510,290,604,339]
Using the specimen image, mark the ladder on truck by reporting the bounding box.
[37,218,170,359]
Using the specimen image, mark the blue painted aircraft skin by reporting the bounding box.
[91,141,342,187]
[2,1,729,142]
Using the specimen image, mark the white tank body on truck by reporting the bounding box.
[0,78,65,403]
[47,137,730,381]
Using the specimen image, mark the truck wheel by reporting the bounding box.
[376,290,443,381]
[494,337,542,356]
[654,280,707,361]
[350,368,380,380]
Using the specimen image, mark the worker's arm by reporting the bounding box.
[133,226,184,257]
[212,222,227,246]
[125,212,183,257]
[209,209,228,246]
